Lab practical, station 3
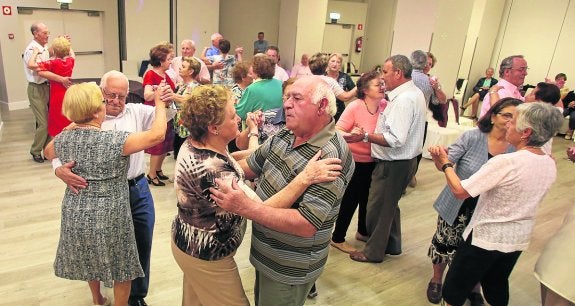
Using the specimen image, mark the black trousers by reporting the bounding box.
[442,233,522,306]
[331,162,375,242]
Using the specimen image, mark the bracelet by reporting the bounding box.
[489,90,498,94]
[441,162,454,172]
[248,132,259,138]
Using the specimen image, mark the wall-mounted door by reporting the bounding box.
[322,23,353,69]
[19,8,105,79]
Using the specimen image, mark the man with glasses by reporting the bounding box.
[53,70,173,306]
[479,55,528,118]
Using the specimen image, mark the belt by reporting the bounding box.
[128,173,145,187]
[29,81,48,85]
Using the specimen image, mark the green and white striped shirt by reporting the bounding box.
[247,121,355,285]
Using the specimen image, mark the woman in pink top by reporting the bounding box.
[330,71,387,254]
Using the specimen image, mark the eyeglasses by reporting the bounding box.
[102,88,127,101]
[510,67,529,72]
[497,112,514,120]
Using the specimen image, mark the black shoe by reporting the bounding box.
[147,175,165,186]
[128,298,148,306]
[426,281,442,304]
[307,284,318,299]
[468,292,485,306]
[156,170,169,180]
[31,154,44,163]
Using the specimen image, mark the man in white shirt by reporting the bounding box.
[167,39,210,85]
[479,55,528,118]
[265,46,289,82]
[23,22,72,162]
[349,55,426,263]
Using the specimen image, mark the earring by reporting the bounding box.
[490,121,494,124]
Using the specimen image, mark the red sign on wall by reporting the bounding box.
[2,6,12,15]
[357,24,363,30]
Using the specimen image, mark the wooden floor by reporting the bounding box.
[1,107,573,306]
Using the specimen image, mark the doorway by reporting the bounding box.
[19,8,105,79]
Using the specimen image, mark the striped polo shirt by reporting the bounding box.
[247,120,354,285]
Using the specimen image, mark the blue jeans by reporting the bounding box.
[563,108,575,130]
[129,175,155,299]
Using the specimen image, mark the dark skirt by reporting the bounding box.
[145,120,175,155]
[428,196,478,265]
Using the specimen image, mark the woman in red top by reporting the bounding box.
[29,36,75,136]
[142,42,176,186]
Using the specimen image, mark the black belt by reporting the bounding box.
[29,81,48,85]
[128,173,145,186]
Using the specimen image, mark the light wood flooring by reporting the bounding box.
[1,108,573,306]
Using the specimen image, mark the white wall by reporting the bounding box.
[464,0,506,100]
[391,0,438,56]
[219,0,280,61]
[176,0,219,55]
[295,0,329,68]
[429,0,474,97]
[361,0,396,72]
[494,0,569,86]
[548,0,575,82]
[278,0,299,70]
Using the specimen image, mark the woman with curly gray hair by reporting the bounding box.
[429,101,563,306]
[171,85,341,306]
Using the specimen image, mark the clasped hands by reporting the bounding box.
[428,145,450,172]
[342,124,365,143]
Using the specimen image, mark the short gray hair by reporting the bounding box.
[309,77,336,117]
[387,54,412,78]
[499,55,523,78]
[515,102,563,146]
[410,50,428,70]
[100,70,129,94]
[181,39,195,47]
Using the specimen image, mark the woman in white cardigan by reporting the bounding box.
[428,102,563,306]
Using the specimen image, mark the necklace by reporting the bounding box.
[364,101,377,115]
[77,123,101,129]
[521,145,543,152]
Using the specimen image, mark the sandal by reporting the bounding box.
[349,251,382,263]
[147,175,165,186]
[330,240,357,254]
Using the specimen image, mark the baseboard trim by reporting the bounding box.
[0,100,30,111]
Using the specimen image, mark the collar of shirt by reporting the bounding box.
[387,80,415,103]
[289,119,337,148]
[498,78,522,98]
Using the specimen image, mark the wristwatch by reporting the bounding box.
[441,162,454,172]
[362,132,369,143]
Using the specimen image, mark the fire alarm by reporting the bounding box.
[2,6,12,15]
[8,33,14,40]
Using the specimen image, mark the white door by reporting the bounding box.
[19,8,105,79]
[322,23,353,69]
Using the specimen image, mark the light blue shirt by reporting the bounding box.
[371,80,426,161]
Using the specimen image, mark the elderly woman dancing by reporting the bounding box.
[425,98,521,305]
[44,82,167,306]
[170,85,341,306]
[428,101,563,306]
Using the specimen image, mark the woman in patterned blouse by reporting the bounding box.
[170,85,342,306]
